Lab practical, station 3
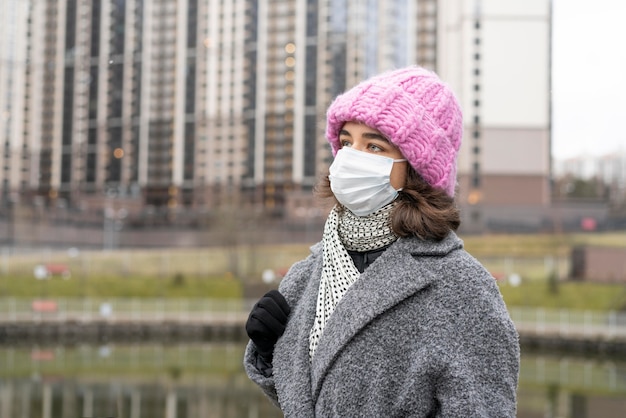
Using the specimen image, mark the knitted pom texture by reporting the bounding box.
[325,66,463,196]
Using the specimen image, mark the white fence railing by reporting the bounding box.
[2,298,626,339]
[509,307,626,338]
[0,298,254,323]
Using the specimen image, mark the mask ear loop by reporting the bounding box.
[392,159,407,192]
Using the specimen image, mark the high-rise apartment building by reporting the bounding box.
[1,0,552,230]
[243,0,429,213]
[438,0,552,230]
[0,0,249,213]
[0,0,30,202]
[4,0,435,216]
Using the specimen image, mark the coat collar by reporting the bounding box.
[309,232,464,399]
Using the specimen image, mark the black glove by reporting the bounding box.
[245,290,291,363]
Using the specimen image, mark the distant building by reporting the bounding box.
[1,0,248,214]
[1,0,438,217]
[0,0,30,203]
[555,152,626,184]
[243,0,436,214]
[1,0,563,233]
[439,0,553,232]
[571,246,626,283]
[554,151,626,210]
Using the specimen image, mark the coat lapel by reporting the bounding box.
[309,233,463,400]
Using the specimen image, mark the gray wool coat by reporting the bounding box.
[244,232,520,417]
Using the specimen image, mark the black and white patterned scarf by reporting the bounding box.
[309,203,398,358]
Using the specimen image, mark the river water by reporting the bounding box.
[0,342,624,418]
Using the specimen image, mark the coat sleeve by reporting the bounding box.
[242,243,321,409]
[433,284,520,417]
[243,340,280,407]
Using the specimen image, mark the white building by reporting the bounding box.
[556,152,626,187]
[438,0,552,230]
[0,0,30,203]
[1,0,557,231]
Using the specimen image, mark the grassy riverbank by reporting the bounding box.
[499,281,626,311]
[3,274,622,311]
[0,273,242,299]
[1,232,624,311]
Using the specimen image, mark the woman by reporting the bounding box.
[244,66,520,417]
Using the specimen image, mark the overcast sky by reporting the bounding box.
[552,0,626,160]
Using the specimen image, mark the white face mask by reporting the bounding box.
[329,147,406,217]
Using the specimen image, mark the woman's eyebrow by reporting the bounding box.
[363,132,390,142]
[339,129,389,142]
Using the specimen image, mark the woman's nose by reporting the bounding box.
[350,140,366,152]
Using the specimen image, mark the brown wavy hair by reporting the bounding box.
[314,165,460,241]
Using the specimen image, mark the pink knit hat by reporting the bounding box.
[325,66,463,196]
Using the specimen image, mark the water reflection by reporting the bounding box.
[0,342,281,418]
[0,342,625,418]
[517,352,626,418]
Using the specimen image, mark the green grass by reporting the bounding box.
[1,245,310,280]
[1,232,625,310]
[0,273,242,299]
[499,280,626,311]
[462,231,626,258]
[463,232,626,311]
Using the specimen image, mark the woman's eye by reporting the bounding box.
[368,144,383,152]
[340,139,352,147]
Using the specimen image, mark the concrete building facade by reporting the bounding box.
[438,0,552,231]
[0,0,556,233]
[0,0,31,202]
[244,0,435,215]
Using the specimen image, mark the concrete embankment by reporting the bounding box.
[2,319,626,358]
[0,319,248,345]
[517,326,626,357]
